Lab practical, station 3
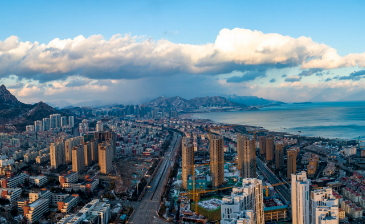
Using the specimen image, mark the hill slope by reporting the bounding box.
[223,94,284,106]
[0,85,68,131]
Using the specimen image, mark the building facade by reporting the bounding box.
[265,136,274,161]
[311,187,339,224]
[287,149,298,180]
[221,178,264,224]
[291,171,311,224]
[98,141,113,174]
[210,135,224,188]
[50,142,65,169]
[182,137,194,189]
[72,145,85,173]
[275,142,284,170]
[258,136,266,156]
[237,133,256,178]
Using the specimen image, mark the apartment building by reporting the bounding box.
[29,176,47,187]
[210,135,224,188]
[24,198,49,224]
[0,187,21,202]
[98,141,113,174]
[291,171,311,224]
[57,194,79,213]
[182,137,194,189]
[221,178,264,224]
[72,145,85,173]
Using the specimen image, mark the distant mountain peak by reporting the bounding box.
[0,85,21,108]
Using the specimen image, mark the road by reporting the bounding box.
[129,133,182,224]
[256,158,291,204]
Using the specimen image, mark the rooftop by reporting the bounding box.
[30,198,48,208]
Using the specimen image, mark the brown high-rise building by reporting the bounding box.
[90,139,98,163]
[83,142,92,167]
[65,137,82,163]
[94,131,116,158]
[50,142,65,169]
[275,142,284,170]
[237,133,244,171]
[259,136,266,156]
[210,135,224,188]
[72,145,85,173]
[182,137,194,189]
[287,149,297,180]
[98,141,113,174]
[237,133,256,178]
[266,136,274,161]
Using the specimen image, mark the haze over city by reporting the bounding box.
[1,2,365,224]
[2,1,365,105]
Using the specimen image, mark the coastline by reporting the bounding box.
[182,111,349,144]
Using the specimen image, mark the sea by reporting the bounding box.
[192,101,365,140]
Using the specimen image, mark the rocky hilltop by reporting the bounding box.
[143,96,246,111]
[0,84,22,109]
[0,85,67,131]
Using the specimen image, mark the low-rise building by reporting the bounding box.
[53,193,70,206]
[57,194,79,213]
[23,198,49,224]
[59,171,78,184]
[61,179,99,193]
[0,187,21,202]
[60,199,111,224]
[29,176,47,187]
[29,190,52,204]
[1,173,28,188]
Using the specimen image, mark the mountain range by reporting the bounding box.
[143,96,246,111]
[46,95,284,109]
[0,85,69,132]
[222,94,285,106]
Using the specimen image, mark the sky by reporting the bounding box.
[1,0,365,105]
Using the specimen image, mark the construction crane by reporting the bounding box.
[263,181,290,197]
[184,160,232,213]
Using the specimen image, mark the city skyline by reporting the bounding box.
[1,1,365,104]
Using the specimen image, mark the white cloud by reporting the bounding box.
[1,28,365,83]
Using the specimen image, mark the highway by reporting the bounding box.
[129,133,182,224]
[256,158,291,204]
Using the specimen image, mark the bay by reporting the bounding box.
[193,101,365,140]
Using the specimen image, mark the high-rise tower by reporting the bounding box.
[291,171,311,224]
[182,137,194,189]
[98,141,113,174]
[237,133,256,178]
[210,135,224,188]
[72,145,85,173]
[50,142,65,169]
[266,136,274,161]
[258,136,266,156]
[287,149,298,180]
[275,142,284,170]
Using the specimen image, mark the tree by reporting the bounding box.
[10,207,18,216]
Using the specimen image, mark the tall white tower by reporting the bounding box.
[291,171,311,224]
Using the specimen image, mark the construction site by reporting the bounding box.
[114,157,159,195]
[166,124,293,223]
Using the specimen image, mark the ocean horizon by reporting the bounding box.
[193,101,365,140]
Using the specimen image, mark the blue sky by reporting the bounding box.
[1,0,365,105]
